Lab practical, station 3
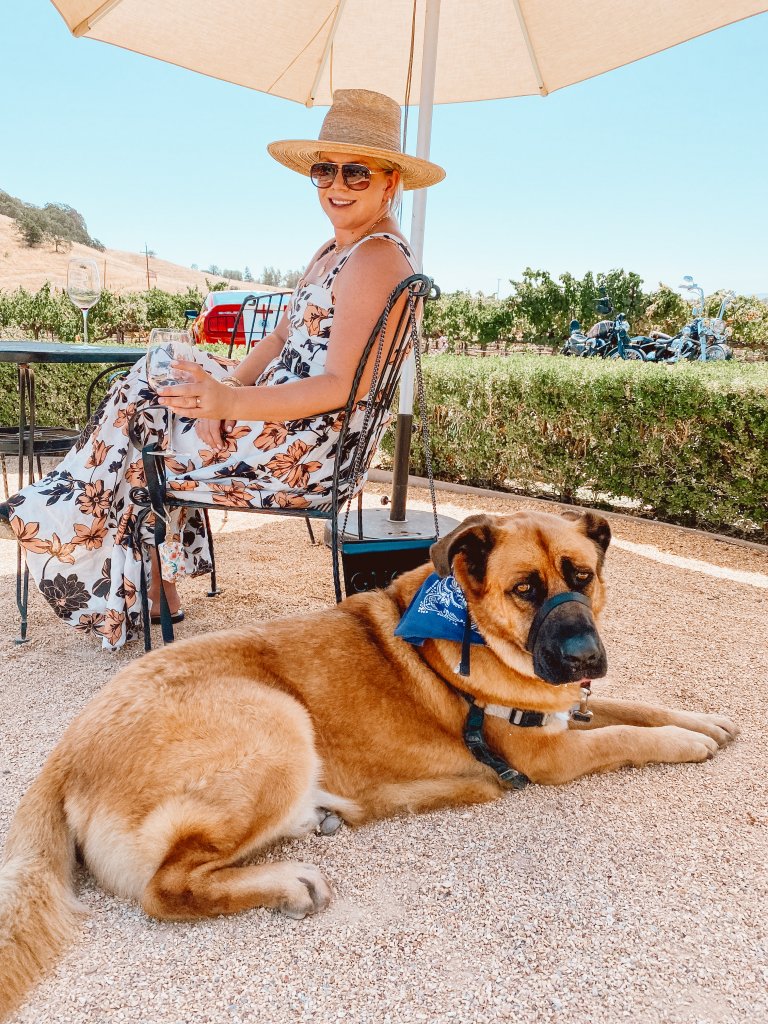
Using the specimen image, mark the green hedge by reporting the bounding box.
[394,356,768,540]
[3,351,766,540]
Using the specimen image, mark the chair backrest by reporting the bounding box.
[227,291,293,357]
[331,273,437,513]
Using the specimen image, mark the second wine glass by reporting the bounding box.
[67,258,102,344]
[146,329,197,392]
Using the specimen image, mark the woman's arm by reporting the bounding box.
[227,309,289,384]
[191,308,289,449]
[160,239,412,423]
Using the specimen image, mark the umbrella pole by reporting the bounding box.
[390,0,441,523]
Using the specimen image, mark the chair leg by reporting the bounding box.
[135,508,153,653]
[304,516,316,545]
[14,545,29,645]
[330,513,342,604]
[1,455,7,499]
[156,569,176,646]
[202,510,220,596]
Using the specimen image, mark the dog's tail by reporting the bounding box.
[0,757,81,1021]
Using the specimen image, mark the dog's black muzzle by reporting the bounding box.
[526,592,607,685]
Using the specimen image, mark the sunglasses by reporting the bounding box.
[310,161,392,191]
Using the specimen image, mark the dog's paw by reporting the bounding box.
[315,809,343,835]
[276,863,331,920]
[685,712,740,747]
[656,725,720,764]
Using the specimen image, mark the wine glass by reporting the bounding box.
[67,258,101,344]
[146,329,197,391]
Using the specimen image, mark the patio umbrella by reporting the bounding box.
[51,0,768,524]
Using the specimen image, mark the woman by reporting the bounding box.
[0,89,445,650]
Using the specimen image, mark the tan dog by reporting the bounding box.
[0,510,738,1019]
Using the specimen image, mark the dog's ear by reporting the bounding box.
[430,514,497,583]
[561,509,611,556]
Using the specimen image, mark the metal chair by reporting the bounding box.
[226,291,293,357]
[133,273,438,650]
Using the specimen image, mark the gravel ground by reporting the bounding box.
[1,483,767,1024]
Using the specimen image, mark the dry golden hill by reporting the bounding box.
[0,214,262,295]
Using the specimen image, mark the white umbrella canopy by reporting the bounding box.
[50,0,768,527]
[53,0,768,105]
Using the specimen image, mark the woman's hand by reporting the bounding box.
[194,417,228,452]
[156,360,236,420]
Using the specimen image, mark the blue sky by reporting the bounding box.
[1,1,767,297]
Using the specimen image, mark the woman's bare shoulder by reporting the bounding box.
[339,234,414,284]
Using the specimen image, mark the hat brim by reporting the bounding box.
[267,139,445,191]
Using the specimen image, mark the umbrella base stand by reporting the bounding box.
[324,508,460,597]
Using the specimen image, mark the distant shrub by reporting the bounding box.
[388,355,768,540]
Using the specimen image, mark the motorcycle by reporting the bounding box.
[561,291,645,360]
[636,277,734,362]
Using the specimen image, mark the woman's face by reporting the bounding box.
[316,151,398,235]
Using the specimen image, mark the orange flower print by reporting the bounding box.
[165,456,194,475]
[253,422,289,451]
[113,402,137,432]
[45,532,78,564]
[198,446,227,467]
[274,491,311,510]
[210,481,253,508]
[330,412,345,433]
[75,612,106,635]
[72,519,108,551]
[96,608,126,647]
[125,459,145,486]
[219,424,251,455]
[10,517,49,554]
[115,511,133,546]
[86,438,112,468]
[76,480,112,517]
[266,440,322,489]
[302,303,329,337]
[169,479,197,491]
[119,576,137,609]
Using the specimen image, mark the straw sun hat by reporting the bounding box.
[267,89,445,191]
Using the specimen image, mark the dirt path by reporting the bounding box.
[1,484,766,1024]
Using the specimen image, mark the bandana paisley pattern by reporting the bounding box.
[7,233,416,650]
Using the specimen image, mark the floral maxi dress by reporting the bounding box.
[6,233,417,649]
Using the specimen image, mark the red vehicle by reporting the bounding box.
[187,289,292,350]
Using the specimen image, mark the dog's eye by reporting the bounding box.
[574,570,594,586]
[511,582,533,597]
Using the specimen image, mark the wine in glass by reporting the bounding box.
[67,258,102,344]
[146,329,197,391]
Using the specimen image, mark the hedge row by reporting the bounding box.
[389,356,768,540]
[3,352,766,540]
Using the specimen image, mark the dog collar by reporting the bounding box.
[484,703,571,729]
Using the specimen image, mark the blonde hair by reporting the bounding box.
[390,176,404,216]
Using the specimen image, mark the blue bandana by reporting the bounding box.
[394,573,485,648]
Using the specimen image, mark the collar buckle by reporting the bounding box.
[570,684,594,723]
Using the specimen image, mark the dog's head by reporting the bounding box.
[430,510,610,685]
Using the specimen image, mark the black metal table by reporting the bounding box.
[0,340,145,642]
